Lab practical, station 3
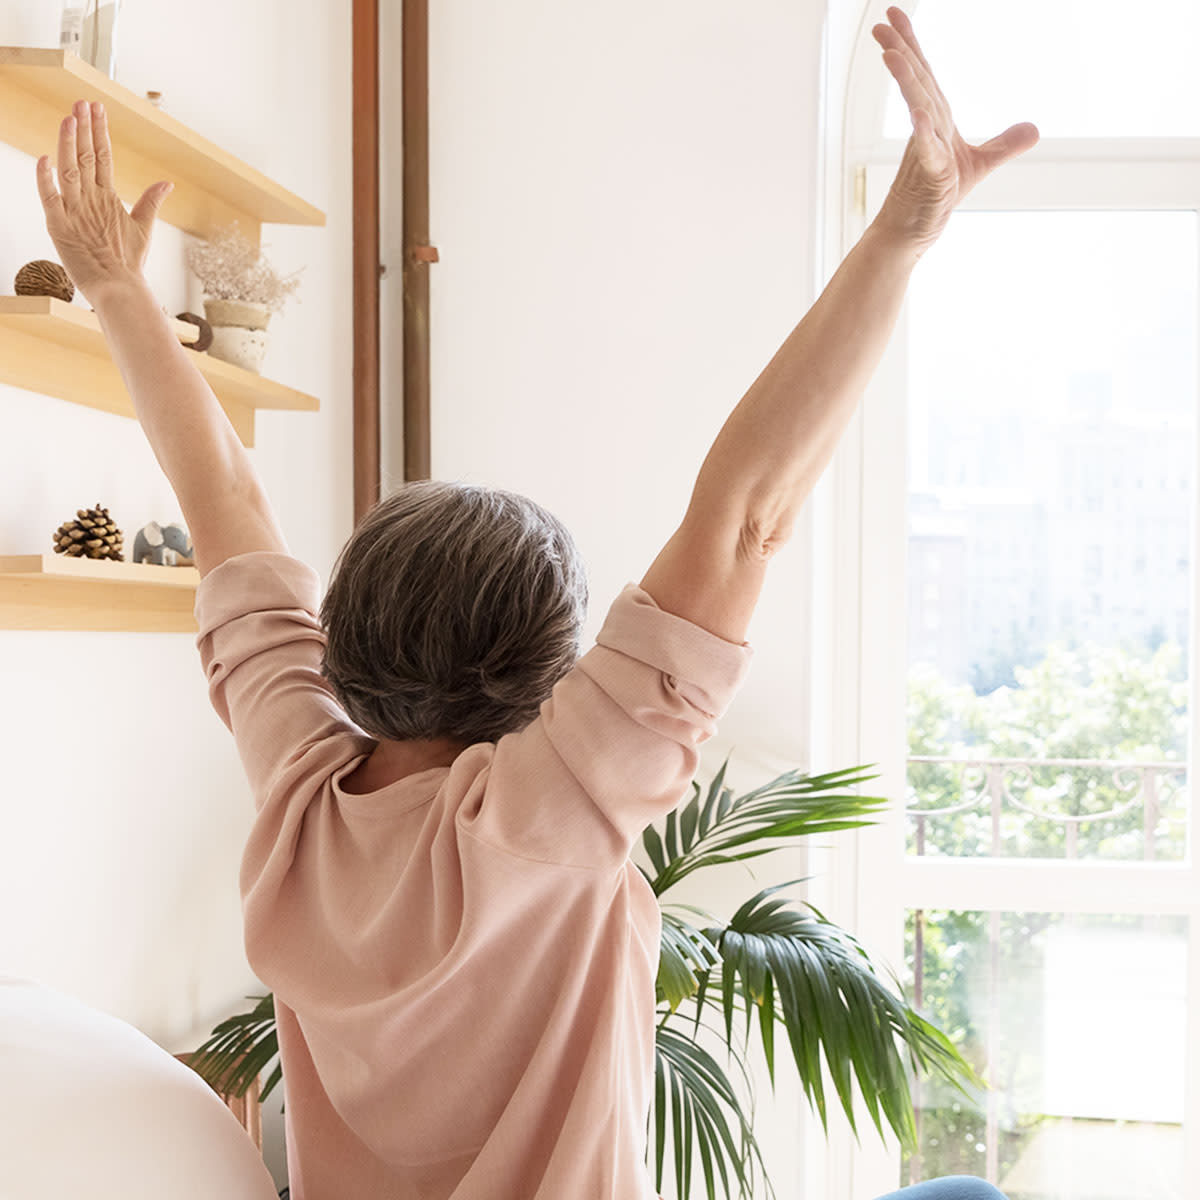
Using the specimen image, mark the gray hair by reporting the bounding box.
[320,481,588,746]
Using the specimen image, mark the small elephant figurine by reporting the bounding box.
[132,521,194,566]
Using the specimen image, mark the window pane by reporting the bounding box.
[905,910,1188,1199]
[905,212,1197,860]
[882,0,1200,139]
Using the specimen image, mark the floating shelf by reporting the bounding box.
[0,296,319,446]
[0,555,199,632]
[0,47,325,243]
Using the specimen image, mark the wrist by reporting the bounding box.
[857,217,926,271]
[88,268,153,313]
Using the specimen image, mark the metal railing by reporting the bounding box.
[903,755,1189,1189]
[906,756,1187,861]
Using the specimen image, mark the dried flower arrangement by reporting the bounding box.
[185,227,302,314]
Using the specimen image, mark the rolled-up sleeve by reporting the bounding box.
[194,552,369,807]
[466,584,753,866]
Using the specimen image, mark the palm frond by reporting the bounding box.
[187,994,282,1102]
[643,763,886,897]
[657,905,722,1012]
[692,885,978,1150]
[653,1023,770,1200]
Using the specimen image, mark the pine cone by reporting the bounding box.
[52,504,124,561]
[15,260,75,303]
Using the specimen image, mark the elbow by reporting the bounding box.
[736,504,797,565]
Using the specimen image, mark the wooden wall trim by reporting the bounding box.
[352,0,381,522]
[402,0,432,481]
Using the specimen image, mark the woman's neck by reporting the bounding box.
[340,736,465,795]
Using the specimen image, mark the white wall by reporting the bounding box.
[422,0,828,782]
[0,0,352,1078]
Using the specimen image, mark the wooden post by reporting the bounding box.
[402,0,433,482]
[352,0,381,522]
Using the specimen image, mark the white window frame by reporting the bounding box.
[813,6,1200,1197]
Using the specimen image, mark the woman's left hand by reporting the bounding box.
[872,6,1039,254]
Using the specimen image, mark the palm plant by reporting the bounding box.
[190,763,974,1199]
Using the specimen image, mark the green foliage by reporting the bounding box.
[654,1025,766,1200]
[641,763,890,897]
[907,640,1188,859]
[905,639,1190,1182]
[645,764,977,1200]
[187,993,281,1102]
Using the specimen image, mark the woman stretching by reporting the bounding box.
[36,9,1035,1199]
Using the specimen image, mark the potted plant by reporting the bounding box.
[190,763,973,1199]
[185,227,302,374]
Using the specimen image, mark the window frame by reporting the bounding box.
[819,9,1200,1196]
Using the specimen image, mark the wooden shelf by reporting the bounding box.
[0,296,319,446]
[0,47,325,243]
[0,555,199,632]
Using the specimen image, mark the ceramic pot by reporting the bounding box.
[204,299,271,373]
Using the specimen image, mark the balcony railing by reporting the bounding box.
[906,755,1188,861]
[903,756,1190,1191]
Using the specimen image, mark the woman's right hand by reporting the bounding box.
[36,99,173,303]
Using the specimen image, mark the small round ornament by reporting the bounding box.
[15,260,75,303]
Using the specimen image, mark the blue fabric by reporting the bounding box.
[873,1177,1008,1200]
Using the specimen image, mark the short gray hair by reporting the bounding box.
[320,481,588,746]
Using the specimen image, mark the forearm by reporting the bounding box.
[642,221,919,639]
[91,271,287,575]
[697,221,918,539]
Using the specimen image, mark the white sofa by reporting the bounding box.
[0,977,278,1199]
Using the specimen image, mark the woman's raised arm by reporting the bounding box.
[36,100,287,578]
[640,7,1038,642]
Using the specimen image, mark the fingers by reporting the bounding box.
[884,7,936,80]
[974,121,1041,175]
[880,47,935,125]
[56,113,80,208]
[92,101,115,190]
[872,11,951,131]
[130,181,173,237]
[48,99,116,216]
[909,107,951,175]
[35,155,63,218]
[72,99,97,187]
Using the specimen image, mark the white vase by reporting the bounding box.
[204,299,271,373]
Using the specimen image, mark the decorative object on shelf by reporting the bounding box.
[52,504,123,560]
[145,90,163,109]
[175,311,214,353]
[60,1,121,78]
[14,260,74,303]
[185,227,302,374]
[131,521,193,567]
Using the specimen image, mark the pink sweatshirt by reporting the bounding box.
[195,552,751,1200]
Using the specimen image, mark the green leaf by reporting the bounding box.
[641,823,667,877]
[653,1025,767,1200]
[644,765,887,897]
[677,884,976,1154]
[657,909,721,1011]
[188,994,281,1101]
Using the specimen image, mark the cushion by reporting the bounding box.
[0,977,278,1198]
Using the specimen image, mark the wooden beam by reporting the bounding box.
[402,0,433,482]
[352,0,381,522]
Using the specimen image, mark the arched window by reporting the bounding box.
[825,4,1200,1197]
